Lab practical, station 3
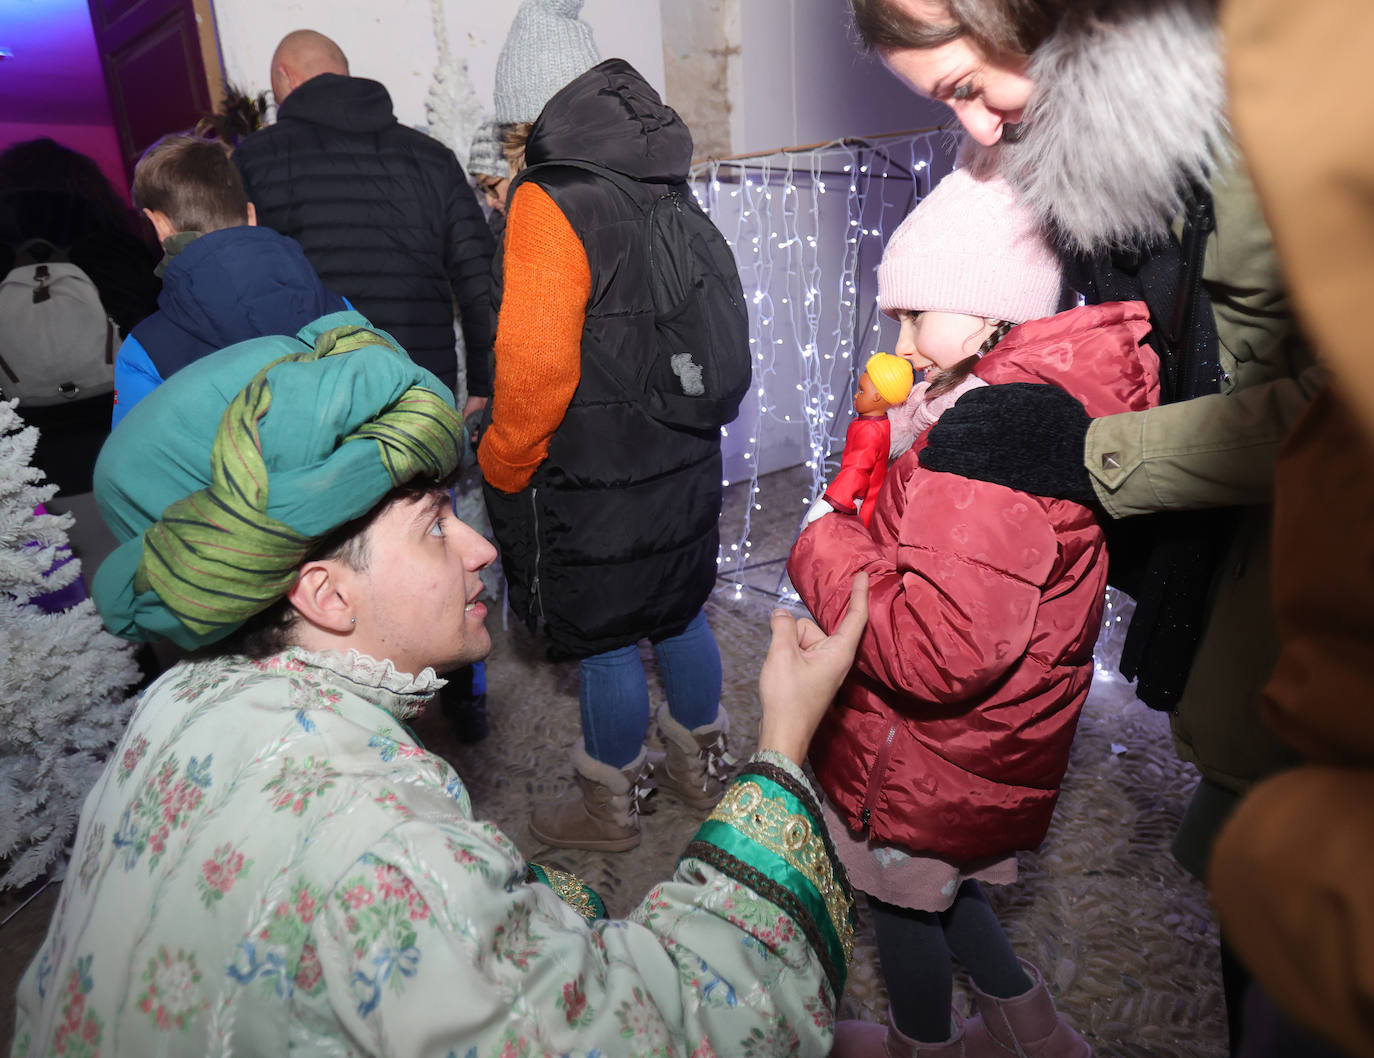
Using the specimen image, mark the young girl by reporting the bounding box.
[788,169,1159,1057]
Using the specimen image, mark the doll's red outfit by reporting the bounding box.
[824,415,891,527]
[789,302,1160,865]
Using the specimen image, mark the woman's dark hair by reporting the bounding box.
[0,138,128,224]
[500,122,534,172]
[193,83,268,148]
[849,0,1060,60]
[925,319,1013,398]
[208,475,458,660]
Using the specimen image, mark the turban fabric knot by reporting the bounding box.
[93,316,463,649]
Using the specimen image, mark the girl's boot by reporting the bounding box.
[963,959,1091,1057]
[829,1008,967,1056]
[529,741,656,852]
[654,704,736,811]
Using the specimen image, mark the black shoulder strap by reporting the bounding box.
[1169,181,1219,399]
[508,159,677,214]
[10,239,66,268]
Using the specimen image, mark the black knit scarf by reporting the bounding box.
[1065,186,1232,711]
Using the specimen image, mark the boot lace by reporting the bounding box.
[628,759,658,818]
[699,732,738,787]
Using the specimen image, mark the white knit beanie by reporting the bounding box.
[876,170,1062,325]
[493,0,602,125]
[467,119,506,182]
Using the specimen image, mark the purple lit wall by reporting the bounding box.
[0,0,127,200]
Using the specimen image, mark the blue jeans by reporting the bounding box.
[579,610,722,768]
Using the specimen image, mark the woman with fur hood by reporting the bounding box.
[848,0,1319,1045]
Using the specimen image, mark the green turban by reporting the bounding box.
[93,313,463,649]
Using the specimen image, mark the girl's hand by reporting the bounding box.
[804,496,835,525]
[757,572,869,765]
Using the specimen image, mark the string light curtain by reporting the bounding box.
[691,130,1137,672]
[690,129,956,598]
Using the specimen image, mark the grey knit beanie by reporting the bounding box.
[467,120,506,182]
[493,0,602,125]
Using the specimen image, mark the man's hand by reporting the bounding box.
[918,383,1098,506]
[757,572,869,765]
[462,395,490,446]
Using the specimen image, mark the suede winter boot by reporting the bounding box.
[963,959,1091,1057]
[655,704,737,811]
[529,741,657,853]
[830,1007,967,1057]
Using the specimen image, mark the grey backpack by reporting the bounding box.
[0,239,116,406]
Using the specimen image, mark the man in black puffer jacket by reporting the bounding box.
[233,30,495,410]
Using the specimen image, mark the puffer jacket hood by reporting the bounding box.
[525,58,693,183]
[276,73,396,133]
[962,0,1231,253]
[977,300,1158,414]
[788,301,1159,861]
[155,226,344,354]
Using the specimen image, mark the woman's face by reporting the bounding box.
[477,176,511,214]
[878,2,1034,147]
[895,310,995,372]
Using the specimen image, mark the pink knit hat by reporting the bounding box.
[876,169,1062,325]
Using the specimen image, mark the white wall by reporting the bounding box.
[214,0,665,128]
[704,0,958,480]
[734,0,949,154]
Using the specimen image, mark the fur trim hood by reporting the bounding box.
[962,0,1231,253]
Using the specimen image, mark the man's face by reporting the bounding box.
[351,491,497,675]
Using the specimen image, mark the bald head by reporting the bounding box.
[271,30,349,103]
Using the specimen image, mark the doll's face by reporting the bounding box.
[895,310,996,372]
[854,372,889,416]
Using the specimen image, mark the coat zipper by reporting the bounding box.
[858,723,899,831]
[528,486,545,621]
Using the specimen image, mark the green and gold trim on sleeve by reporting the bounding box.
[682,760,855,998]
[526,863,608,923]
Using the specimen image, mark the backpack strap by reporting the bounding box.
[509,159,676,213]
[11,239,66,268]
[1169,181,1219,399]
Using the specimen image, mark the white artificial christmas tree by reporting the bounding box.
[0,400,140,889]
[422,0,490,413]
[424,0,487,170]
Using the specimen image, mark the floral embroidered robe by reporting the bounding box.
[12,648,853,1057]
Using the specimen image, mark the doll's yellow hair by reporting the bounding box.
[865,352,915,405]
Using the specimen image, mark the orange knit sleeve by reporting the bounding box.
[477,181,592,494]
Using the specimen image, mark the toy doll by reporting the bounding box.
[812,352,914,527]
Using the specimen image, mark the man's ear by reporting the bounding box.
[245,202,257,227]
[285,559,356,634]
[142,208,177,244]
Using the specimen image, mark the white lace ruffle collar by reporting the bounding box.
[284,646,446,716]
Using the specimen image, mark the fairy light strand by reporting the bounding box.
[689,131,956,600]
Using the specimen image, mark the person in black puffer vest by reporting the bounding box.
[479,0,732,854]
[233,30,495,411]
